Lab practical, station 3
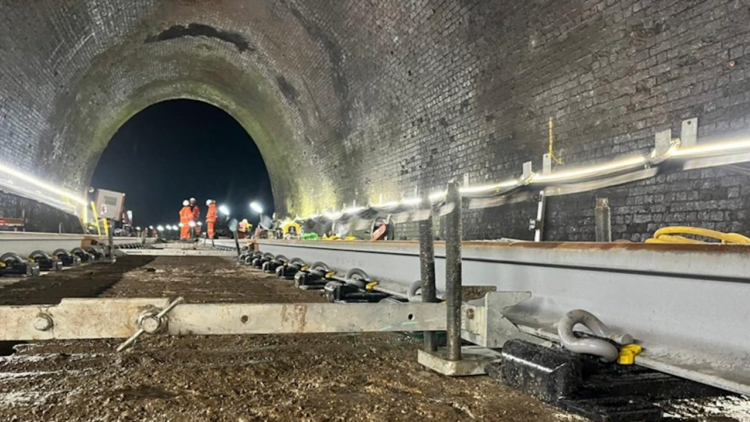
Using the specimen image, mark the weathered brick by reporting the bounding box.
[0,0,749,240]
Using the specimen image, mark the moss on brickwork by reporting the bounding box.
[3,0,750,239]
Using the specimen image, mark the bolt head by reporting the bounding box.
[33,315,53,331]
[139,314,162,334]
[466,308,475,320]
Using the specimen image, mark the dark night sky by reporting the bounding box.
[91,99,274,228]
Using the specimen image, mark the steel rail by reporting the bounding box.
[258,239,750,396]
[0,232,147,256]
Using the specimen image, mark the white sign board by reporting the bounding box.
[94,189,126,221]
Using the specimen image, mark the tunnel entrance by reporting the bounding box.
[91,99,274,233]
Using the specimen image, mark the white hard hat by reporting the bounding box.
[190,197,196,202]
[183,200,189,206]
[206,199,212,206]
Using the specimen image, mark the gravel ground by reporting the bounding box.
[0,255,746,421]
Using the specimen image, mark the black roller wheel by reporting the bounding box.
[289,258,305,267]
[0,252,24,265]
[29,250,51,261]
[345,268,369,289]
[53,248,71,258]
[310,262,329,272]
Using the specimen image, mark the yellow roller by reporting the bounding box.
[646,226,750,244]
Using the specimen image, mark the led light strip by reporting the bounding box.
[0,162,88,206]
[298,138,750,222]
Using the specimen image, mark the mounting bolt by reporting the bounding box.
[466,308,475,320]
[138,312,163,334]
[33,314,53,331]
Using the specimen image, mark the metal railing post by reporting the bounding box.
[419,194,437,352]
[445,181,463,361]
[595,198,612,242]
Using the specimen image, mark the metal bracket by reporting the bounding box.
[522,161,533,180]
[461,291,538,348]
[653,129,673,158]
[681,118,698,147]
[543,153,552,175]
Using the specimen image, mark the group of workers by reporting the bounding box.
[179,197,218,241]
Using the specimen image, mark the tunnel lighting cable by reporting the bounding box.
[671,138,750,158]
[296,138,750,223]
[460,179,521,194]
[531,155,648,184]
[401,197,422,206]
[0,162,87,206]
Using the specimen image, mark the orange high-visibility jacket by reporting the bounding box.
[206,203,217,223]
[192,205,200,221]
[179,206,193,223]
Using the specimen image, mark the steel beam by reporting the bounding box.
[0,299,446,341]
[120,249,236,257]
[0,232,145,257]
[168,302,445,335]
[258,239,750,396]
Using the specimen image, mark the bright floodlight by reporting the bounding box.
[165,225,173,230]
[149,226,154,230]
[157,225,164,232]
[197,222,202,226]
[136,226,141,231]
[219,204,230,216]
[178,223,184,228]
[250,201,263,214]
[189,221,196,228]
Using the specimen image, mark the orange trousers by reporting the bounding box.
[207,221,215,239]
[180,224,190,240]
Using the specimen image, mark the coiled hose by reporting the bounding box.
[646,226,750,244]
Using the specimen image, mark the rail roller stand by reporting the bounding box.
[323,268,390,303]
[70,248,94,263]
[53,249,81,267]
[262,255,287,274]
[293,262,333,289]
[243,251,262,266]
[29,250,63,272]
[275,258,306,279]
[0,252,40,277]
[86,246,106,262]
[252,253,274,269]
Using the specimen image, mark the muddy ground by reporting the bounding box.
[0,256,747,421]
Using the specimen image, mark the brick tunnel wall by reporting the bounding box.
[2,0,750,240]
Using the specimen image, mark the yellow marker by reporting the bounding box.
[90,201,101,236]
[618,344,643,365]
[365,281,379,290]
[102,218,109,237]
[301,266,309,271]
[325,271,336,279]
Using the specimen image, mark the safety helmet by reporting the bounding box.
[183,200,189,206]
[206,199,212,206]
[190,197,196,204]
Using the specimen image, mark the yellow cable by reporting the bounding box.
[648,226,750,244]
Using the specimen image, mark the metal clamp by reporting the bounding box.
[117,297,184,352]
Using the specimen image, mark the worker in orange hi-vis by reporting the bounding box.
[190,197,201,237]
[179,200,193,240]
[205,199,217,239]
